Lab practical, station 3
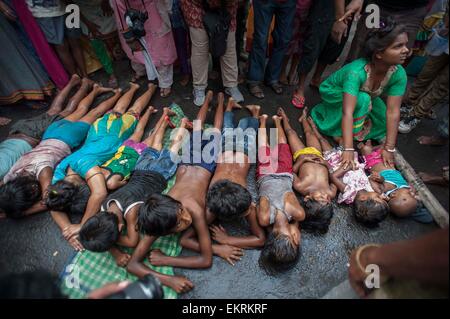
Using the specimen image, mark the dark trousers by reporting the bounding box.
[298,0,349,74]
[247,0,296,85]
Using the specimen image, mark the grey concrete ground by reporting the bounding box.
[0,55,447,298]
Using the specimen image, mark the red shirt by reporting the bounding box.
[180,0,238,32]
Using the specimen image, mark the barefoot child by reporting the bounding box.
[279,107,336,234]
[78,117,190,265]
[307,117,390,226]
[358,140,418,225]
[127,91,223,294]
[257,114,305,274]
[48,83,149,249]
[0,83,115,219]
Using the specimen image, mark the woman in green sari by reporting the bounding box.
[311,19,410,170]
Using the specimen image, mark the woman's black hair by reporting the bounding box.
[363,17,407,60]
[0,176,41,219]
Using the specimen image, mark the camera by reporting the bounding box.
[106,275,164,299]
[123,8,148,40]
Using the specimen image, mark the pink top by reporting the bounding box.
[4,139,71,183]
[363,148,383,170]
[123,139,148,155]
[324,149,374,204]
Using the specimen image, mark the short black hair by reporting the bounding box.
[46,181,90,215]
[138,193,181,236]
[207,180,252,221]
[300,198,334,234]
[259,232,300,275]
[363,17,407,60]
[79,212,120,252]
[0,270,65,299]
[354,198,389,228]
[0,176,41,219]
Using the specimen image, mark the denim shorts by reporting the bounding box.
[134,147,178,180]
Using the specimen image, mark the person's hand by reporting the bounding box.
[148,249,168,267]
[340,151,357,170]
[348,245,381,298]
[88,281,131,299]
[369,172,384,183]
[289,224,301,247]
[101,0,114,16]
[210,225,230,245]
[69,236,85,251]
[215,244,244,266]
[166,275,194,294]
[381,149,395,168]
[331,20,348,44]
[63,224,81,240]
[339,0,364,22]
[114,252,131,268]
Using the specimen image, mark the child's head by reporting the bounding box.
[259,231,300,275]
[388,188,418,218]
[207,180,252,221]
[138,193,192,236]
[363,18,409,65]
[79,212,120,252]
[0,176,41,219]
[354,190,389,227]
[45,181,90,215]
[300,194,334,234]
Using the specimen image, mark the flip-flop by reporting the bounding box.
[164,115,176,129]
[292,94,305,109]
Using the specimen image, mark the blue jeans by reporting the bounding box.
[247,0,296,85]
[222,112,258,157]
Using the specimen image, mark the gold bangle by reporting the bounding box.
[355,244,381,274]
[355,244,390,284]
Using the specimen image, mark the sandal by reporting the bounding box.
[164,115,176,129]
[292,94,306,109]
[268,82,283,95]
[160,87,171,98]
[248,83,264,99]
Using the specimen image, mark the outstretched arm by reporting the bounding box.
[150,209,213,269]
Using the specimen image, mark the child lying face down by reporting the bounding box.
[0,83,115,219]
[358,140,418,226]
[278,107,336,234]
[76,117,189,266]
[256,114,305,274]
[306,117,390,227]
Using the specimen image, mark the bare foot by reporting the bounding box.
[226,97,242,111]
[272,115,282,122]
[129,82,140,90]
[180,74,190,87]
[298,107,308,123]
[259,114,269,124]
[81,77,94,88]
[163,107,176,117]
[205,90,214,104]
[245,104,261,117]
[417,135,447,146]
[145,106,158,115]
[180,117,193,130]
[0,116,11,126]
[95,84,115,94]
[70,74,82,86]
[277,107,288,121]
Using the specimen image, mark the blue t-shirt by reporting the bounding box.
[43,119,90,149]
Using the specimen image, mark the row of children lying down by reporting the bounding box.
[0,83,419,293]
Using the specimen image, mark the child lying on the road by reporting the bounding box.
[358,140,419,226]
[306,117,390,227]
[279,107,336,234]
[256,114,305,274]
